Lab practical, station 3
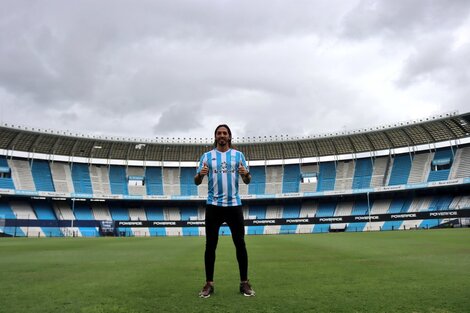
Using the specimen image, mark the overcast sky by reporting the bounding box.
[1,0,469,142]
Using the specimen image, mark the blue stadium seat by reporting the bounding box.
[282,164,301,193]
[316,162,336,191]
[73,203,98,237]
[180,168,198,196]
[145,167,164,195]
[0,156,15,189]
[180,206,199,236]
[346,200,369,232]
[145,206,166,236]
[280,204,300,234]
[248,166,266,195]
[420,195,454,229]
[71,163,93,194]
[0,202,25,236]
[381,198,412,231]
[313,201,336,233]
[109,204,133,236]
[428,148,454,182]
[30,160,55,192]
[33,202,62,237]
[247,205,266,235]
[352,158,373,190]
[109,165,129,195]
[388,154,412,186]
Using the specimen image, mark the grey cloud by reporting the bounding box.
[1,0,343,115]
[153,103,202,135]
[396,34,470,89]
[341,0,470,40]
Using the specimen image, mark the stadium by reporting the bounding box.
[1,112,469,312]
[1,111,469,237]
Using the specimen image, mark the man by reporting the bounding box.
[194,124,255,298]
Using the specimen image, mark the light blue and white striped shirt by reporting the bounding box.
[197,148,248,207]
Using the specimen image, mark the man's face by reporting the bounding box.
[215,127,230,147]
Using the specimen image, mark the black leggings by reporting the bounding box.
[204,205,248,282]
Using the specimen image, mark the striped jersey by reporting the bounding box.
[197,148,248,207]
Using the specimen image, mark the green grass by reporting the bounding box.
[1,228,469,313]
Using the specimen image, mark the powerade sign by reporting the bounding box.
[4,209,469,228]
[113,209,470,227]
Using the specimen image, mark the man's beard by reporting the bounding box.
[218,139,227,146]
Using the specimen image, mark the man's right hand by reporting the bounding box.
[195,162,209,185]
[200,162,209,177]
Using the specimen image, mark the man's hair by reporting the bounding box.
[213,124,232,147]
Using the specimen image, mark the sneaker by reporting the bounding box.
[239,281,255,297]
[199,282,214,298]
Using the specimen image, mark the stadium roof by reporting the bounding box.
[1,112,469,162]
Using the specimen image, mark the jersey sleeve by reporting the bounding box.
[240,152,249,171]
[197,153,207,173]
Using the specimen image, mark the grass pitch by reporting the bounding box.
[1,228,469,313]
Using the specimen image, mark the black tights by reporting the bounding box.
[204,205,248,282]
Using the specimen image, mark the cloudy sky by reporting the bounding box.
[1,0,469,142]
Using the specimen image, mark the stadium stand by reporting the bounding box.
[265,166,283,194]
[428,147,454,182]
[408,152,433,184]
[367,199,391,231]
[73,202,99,237]
[248,166,266,195]
[388,154,412,186]
[128,206,149,236]
[10,201,44,237]
[247,205,267,235]
[30,160,55,192]
[127,166,146,196]
[32,202,62,237]
[109,203,132,236]
[50,162,74,193]
[450,146,470,179]
[282,164,301,193]
[313,201,336,233]
[317,162,336,191]
[0,202,24,236]
[162,168,180,196]
[180,167,198,196]
[345,200,369,232]
[180,206,199,236]
[145,206,167,236]
[0,112,469,236]
[89,164,112,195]
[8,159,35,191]
[109,165,129,195]
[352,158,373,190]
[369,156,389,188]
[0,156,15,189]
[334,160,353,191]
[381,198,412,231]
[145,167,163,195]
[279,204,301,234]
[71,163,93,194]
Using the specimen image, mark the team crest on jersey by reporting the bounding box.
[221,161,228,172]
[214,161,236,174]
